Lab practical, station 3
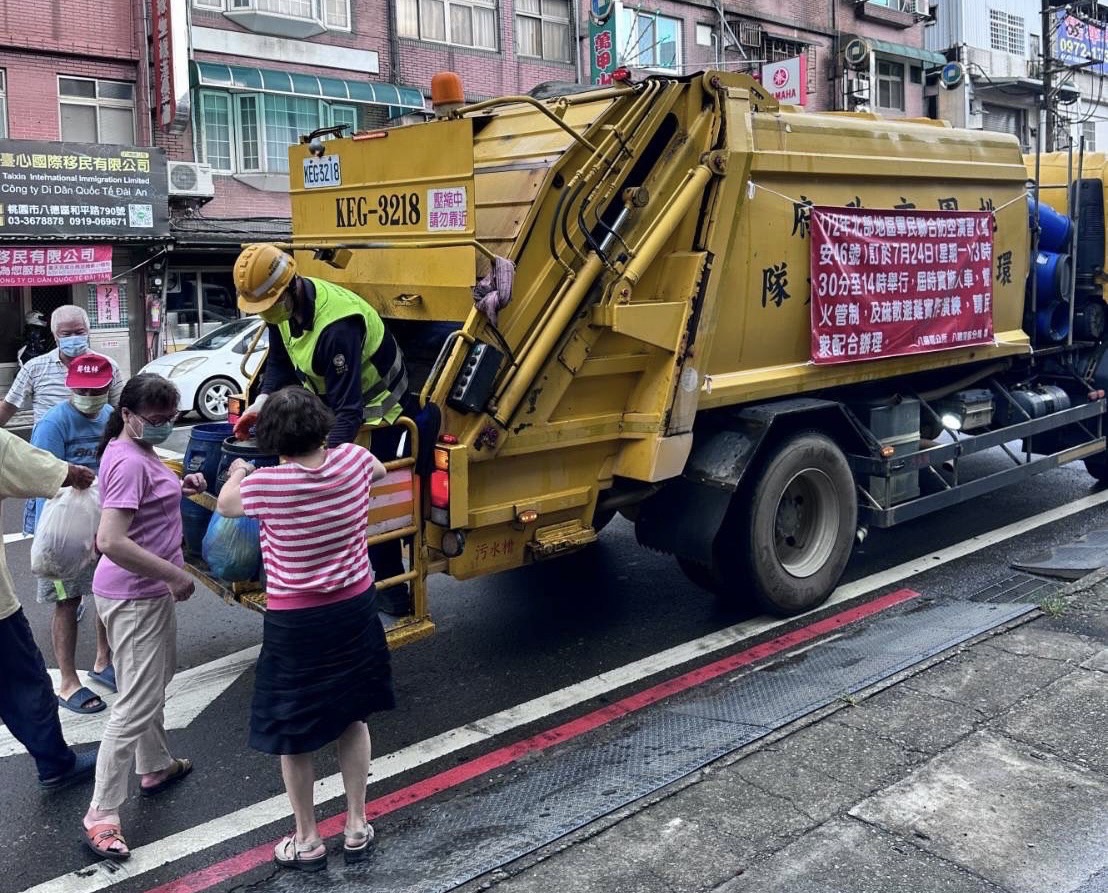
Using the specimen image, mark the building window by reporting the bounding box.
[59,77,135,145]
[1084,121,1097,152]
[197,90,359,174]
[397,0,498,49]
[516,0,571,62]
[195,0,350,29]
[876,59,905,111]
[619,9,681,72]
[0,71,7,140]
[989,8,1024,55]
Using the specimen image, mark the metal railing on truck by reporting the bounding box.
[164,414,434,650]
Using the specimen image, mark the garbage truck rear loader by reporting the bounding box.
[262,71,1105,622]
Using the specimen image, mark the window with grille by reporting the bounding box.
[397,0,498,50]
[516,0,571,63]
[762,39,816,96]
[196,90,359,174]
[59,77,135,145]
[619,9,681,71]
[876,59,905,111]
[193,0,350,29]
[0,71,7,140]
[1084,121,1097,152]
[989,9,1025,55]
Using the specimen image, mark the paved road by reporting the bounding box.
[1,436,1106,893]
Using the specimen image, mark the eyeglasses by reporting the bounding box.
[136,411,179,427]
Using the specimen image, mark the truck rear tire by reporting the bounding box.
[725,432,857,616]
[1084,451,1108,484]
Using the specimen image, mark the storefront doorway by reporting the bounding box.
[164,269,239,349]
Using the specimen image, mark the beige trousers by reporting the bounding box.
[91,595,177,811]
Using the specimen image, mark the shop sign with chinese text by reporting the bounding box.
[0,245,112,286]
[809,206,994,365]
[589,0,618,85]
[151,0,191,133]
[0,140,169,239]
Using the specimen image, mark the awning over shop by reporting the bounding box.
[863,37,947,67]
[192,62,426,110]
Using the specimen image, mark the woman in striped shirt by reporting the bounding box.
[216,386,394,871]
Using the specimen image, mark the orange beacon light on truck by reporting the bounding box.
[431,72,464,117]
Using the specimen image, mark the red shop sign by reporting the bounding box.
[0,245,112,286]
[809,206,994,365]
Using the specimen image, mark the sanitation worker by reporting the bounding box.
[231,243,412,617]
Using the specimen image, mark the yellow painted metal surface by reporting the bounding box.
[280,72,1036,588]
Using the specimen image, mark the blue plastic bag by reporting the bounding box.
[201,512,261,582]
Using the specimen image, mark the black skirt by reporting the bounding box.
[249,587,396,755]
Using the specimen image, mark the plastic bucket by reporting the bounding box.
[1028,197,1074,254]
[183,423,233,492]
[1034,250,1072,304]
[1036,301,1071,343]
[179,424,231,557]
[213,437,279,497]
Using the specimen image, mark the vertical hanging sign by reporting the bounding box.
[589,0,618,85]
[151,0,191,133]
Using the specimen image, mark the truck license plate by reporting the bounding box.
[303,155,341,189]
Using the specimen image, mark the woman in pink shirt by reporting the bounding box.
[81,374,206,861]
[217,387,394,871]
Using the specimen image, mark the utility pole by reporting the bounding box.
[1042,0,1055,151]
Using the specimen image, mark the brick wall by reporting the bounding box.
[0,0,138,60]
[0,50,139,140]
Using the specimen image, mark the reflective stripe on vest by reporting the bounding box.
[278,278,405,423]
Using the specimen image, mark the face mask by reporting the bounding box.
[58,335,89,357]
[72,394,108,415]
[126,416,174,446]
[259,293,293,325]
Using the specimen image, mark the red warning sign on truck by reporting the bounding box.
[809,206,994,365]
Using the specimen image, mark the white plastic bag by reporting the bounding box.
[31,482,100,581]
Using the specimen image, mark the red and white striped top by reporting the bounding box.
[239,442,375,610]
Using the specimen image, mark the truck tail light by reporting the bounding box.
[430,470,450,509]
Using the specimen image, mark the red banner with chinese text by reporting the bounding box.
[809,207,994,365]
[0,245,112,286]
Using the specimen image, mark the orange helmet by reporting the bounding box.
[234,243,297,313]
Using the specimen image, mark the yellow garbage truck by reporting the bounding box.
[211,71,1108,641]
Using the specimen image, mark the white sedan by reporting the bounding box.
[139,317,268,421]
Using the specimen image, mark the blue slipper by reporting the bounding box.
[40,749,98,790]
[58,687,105,714]
[87,665,117,693]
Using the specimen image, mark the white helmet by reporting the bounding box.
[24,311,47,327]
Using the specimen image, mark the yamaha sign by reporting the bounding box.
[761,55,808,106]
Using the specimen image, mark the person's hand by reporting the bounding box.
[228,459,255,478]
[64,464,95,489]
[233,395,267,441]
[181,473,207,497]
[167,569,194,602]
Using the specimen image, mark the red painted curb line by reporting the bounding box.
[145,588,920,893]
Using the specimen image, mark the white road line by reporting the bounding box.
[22,487,1108,893]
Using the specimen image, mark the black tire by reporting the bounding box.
[1085,451,1108,484]
[195,377,239,422]
[721,432,857,616]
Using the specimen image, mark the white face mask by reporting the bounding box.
[72,394,108,415]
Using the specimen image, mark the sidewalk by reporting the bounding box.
[455,572,1108,893]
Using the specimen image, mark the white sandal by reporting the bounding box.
[343,823,375,863]
[274,835,327,871]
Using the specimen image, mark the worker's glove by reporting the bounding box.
[232,394,267,441]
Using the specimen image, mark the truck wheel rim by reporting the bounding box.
[773,469,839,579]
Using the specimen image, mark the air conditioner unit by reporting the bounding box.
[167,161,215,200]
[910,0,930,16]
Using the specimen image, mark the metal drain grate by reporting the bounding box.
[261,599,1035,893]
[968,573,1062,604]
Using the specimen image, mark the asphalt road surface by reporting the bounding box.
[2,429,1106,893]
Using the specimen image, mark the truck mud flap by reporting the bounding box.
[636,429,762,564]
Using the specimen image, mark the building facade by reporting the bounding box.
[0,0,167,389]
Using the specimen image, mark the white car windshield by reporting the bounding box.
[188,318,259,351]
